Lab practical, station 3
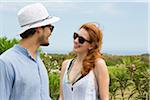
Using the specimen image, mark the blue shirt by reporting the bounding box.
[0,44,51,100]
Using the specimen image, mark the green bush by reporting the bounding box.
[1,37,149,100]
[0,36,18,54]
[49,72,60,100]
[108,56,150,100]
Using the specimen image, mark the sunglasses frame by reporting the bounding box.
[73,32,91,44]
[41,25,54,32]
[49,25,54,32]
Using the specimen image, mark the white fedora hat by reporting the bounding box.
[17,3,60,34]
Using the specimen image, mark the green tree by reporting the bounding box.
[0,36,18,54]
[109,67,120,100]
[49,72,60,100]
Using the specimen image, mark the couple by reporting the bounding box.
[0,3,109,100]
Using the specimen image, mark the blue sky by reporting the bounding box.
[0,0,149,55]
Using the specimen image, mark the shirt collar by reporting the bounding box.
[13,44,40,60]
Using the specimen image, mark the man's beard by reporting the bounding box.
[40,43,49,46]
[38,35,49,46]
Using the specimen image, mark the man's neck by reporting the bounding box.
[19,38,39,59]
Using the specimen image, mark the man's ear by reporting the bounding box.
[35,27,42,34]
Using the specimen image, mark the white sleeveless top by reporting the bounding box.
[62,59,99,100]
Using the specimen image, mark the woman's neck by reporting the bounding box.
[76,52,87,63]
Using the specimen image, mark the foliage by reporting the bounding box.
[103,54,122,66]
[130,60,150,100]
[1,37,149,100]
[0,36,18,54]
[41,53,149,100]
[49,72,60,100]
[109,56,150,100]
[109,67,120,100]
[40,52,76,100]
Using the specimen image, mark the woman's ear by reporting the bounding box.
[88,44,94,51]
[88,48,93,51]
[90,42,96,49]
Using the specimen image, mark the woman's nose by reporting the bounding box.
[74,37,79,43]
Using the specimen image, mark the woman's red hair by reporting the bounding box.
[80,23,103,76]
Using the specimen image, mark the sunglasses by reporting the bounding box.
[49,25,54,32]
[73,32,91,44]
[42,25,54,32]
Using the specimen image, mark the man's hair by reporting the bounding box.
[20,28,36,39]
[20,25,50,39]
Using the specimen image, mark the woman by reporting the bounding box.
[59,22,109,100]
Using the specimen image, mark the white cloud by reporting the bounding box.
[0,2,27,12]
[44,2,77,11]
[74,2,122,16]
[97,3,122,16]
[0,2,78,13]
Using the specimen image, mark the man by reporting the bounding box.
[0,3,60,100]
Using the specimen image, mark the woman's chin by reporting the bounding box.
[73,48,78,52]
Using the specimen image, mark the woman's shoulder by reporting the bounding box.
[62,59,73,66]
[61,59,72,72]
[94,58,107,72]
[95,58,106,66]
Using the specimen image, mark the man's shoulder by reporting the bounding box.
[0,47,17,61]
[0,48,16,79]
